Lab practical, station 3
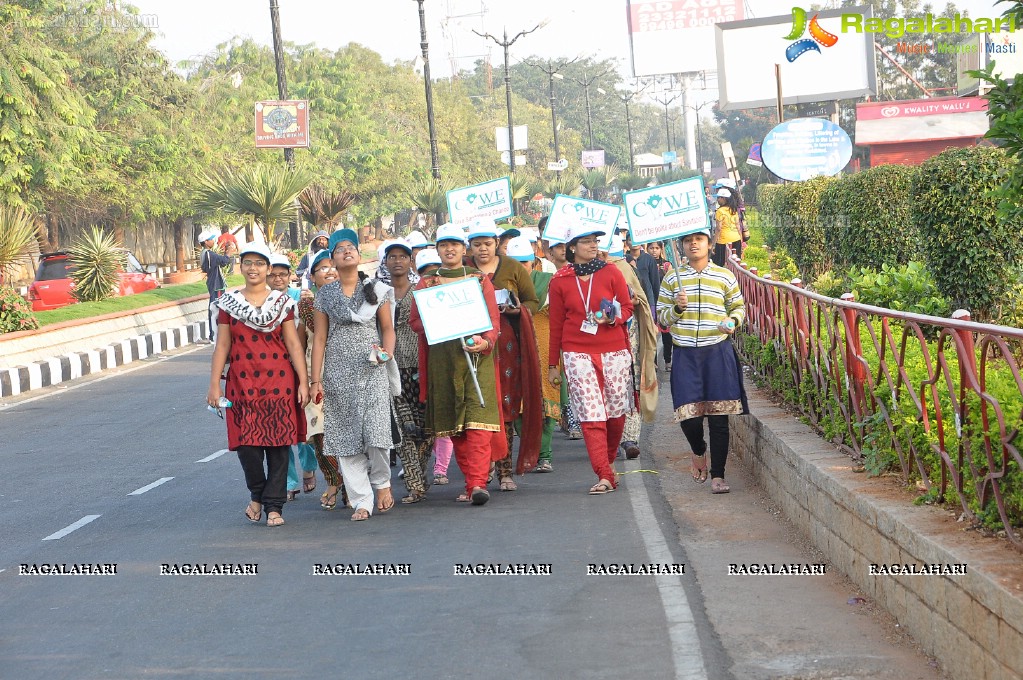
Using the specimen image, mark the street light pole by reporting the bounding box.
[527,58,576,176]
[415,0,441,180]
[475,24,543,174]
[571,68,611,151]
[269,0,298,248]
[614,83,646,173]
[652,91,680,166]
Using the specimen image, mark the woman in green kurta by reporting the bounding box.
[409,224,506,505]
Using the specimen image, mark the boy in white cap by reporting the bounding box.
[198,227,235,343]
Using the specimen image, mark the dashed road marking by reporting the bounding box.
[42,515,102,541]
[196,449,229,463]
[128,477,174,496]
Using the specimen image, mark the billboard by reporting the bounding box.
[957,33,1023,95]
[761,118,852,182]
[626,0,744,76]
[715,6,877,111]
[254,100,310,148]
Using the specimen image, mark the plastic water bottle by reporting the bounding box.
[719,319,735,333]
[216,397,233,408]
[465,338,475,346]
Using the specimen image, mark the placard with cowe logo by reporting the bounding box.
[623,176,710,246]
[542,195,622,245]
[446,177,514,225]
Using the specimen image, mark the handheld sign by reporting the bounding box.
[542,194,623,245]
[412,278,494,345]
[446,177,514,225]
[623,175,710,246]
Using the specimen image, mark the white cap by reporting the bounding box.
[383,238,413,258]
[715,178,737,189]
[607,233,626,258]
[564,225,607,243]
[522,227,540,243]
[269,253,291,269]
[466,217,499,241]
[506,236,535,262]
[238,241,272,262]
[197,228,219,243]
[435,223,467,245]
[716,188,732,198]
[415,248,442,271]
[406,230,429,248]
[682,228,712,240]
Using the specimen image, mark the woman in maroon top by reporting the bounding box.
[548,225,635,494]
[207,242,309,527]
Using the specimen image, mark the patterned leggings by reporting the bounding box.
[394,368,433,495]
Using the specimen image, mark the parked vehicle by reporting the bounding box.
[27,251,160,311]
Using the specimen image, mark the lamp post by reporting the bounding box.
[652,91,680,165]
[269,0,299,248]
[415,0,441,180]
[614,83,646,172]
[475,24,543,173]
[527,58,577,176]
[572,68,611,150]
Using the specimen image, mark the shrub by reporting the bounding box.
[69,227,125,303]
[847,261,950,318]
[772,176,837,281]
[810,269,847,298]
[912,146,1023,320]
[0,206,39,285]
[0,285,40,333]
[819,164,918,270]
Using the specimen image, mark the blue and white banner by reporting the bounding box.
[542,194,623,245]
[412,278,494,345]
[623,176,710,246]
[446,177,514,225]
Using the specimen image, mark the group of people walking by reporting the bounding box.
[204,202,749,526]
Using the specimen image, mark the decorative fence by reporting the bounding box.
[727,255,1023,551]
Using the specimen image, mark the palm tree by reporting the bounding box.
[579,169,608,202]
[194,166,313,243]
[617,173,650,192]
[655,167,701,186]
[299,185,357,229]
[508,174,538,215]
[0,206,39,286]
[544,175,581,199]
[406,176,449,238]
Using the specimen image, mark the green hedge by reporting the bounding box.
[769,176,837,281]
[911,146,1023,320]
[819,164,917,270]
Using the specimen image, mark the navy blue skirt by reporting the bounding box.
[670,339,749,421]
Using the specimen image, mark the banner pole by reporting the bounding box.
[463,338,486,407]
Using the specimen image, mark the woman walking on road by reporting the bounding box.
[207,242,309,527]
[713,188,743,266]
[548,225,635,495]
[409,224,505,506]
[310,229,398,522]
[467,219,543,489]
[656,229,748,494]
[298,250,347,511]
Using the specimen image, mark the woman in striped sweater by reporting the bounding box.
[656,228,748,494]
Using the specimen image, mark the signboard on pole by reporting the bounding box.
[623,175,710,246]
[761,118,852,182]
[662,150,677,165]
[746,142,763,167]
[581,150,606,168]
[254,100,310,148]
[626,0,743,75]
[547,158,569,172]
[542,195,623,245]
[446,177,514,225]
[412,278,494,345]
[495,125,528,152]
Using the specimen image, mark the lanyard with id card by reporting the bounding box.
[576,275,598,335]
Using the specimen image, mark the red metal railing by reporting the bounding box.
[726,255,1023,550]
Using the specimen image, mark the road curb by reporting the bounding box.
[731,383,1023,680]
[1,321,208,398]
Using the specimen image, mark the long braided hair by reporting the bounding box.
[357,270,379,305]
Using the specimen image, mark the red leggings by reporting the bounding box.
[452,429,493,494]
[580,416,625,487]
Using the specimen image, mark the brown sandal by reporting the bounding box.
[691,453,708,483]
[589,480,616,495]
[711,478,730,494]
[303,473,317,493]
[401,491,426,504]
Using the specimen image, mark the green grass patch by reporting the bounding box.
[32,275,244,327]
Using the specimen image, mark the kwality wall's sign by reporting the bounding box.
[856,96,987,120]
[446,177,514,225]
[623,175,710,246]
[761,118,852,183]
[542,195,623,245]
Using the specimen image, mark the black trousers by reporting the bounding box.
[660,332,673,364]
[679,415,730,479]
[237,445,289,514]
[712,241,742,267]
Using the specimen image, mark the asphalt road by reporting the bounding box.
[0,346,947,680]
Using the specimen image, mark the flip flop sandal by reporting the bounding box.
[711,478,731,494]
[303,474,317,493]
[455,493,472,502]
[588,480,616,495]
[244,503,262,523]
[321,488,339,511]
[266,513,285,527]
[350,509,370,521]
[401,492,426,504]
[377,494,395,514]
[691,453,708,483]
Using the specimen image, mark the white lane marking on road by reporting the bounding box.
[196,449,229,463]
[623,467,709,680]
[0,345,205,410]
[128,477,174,496]
[42,515,102,541]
